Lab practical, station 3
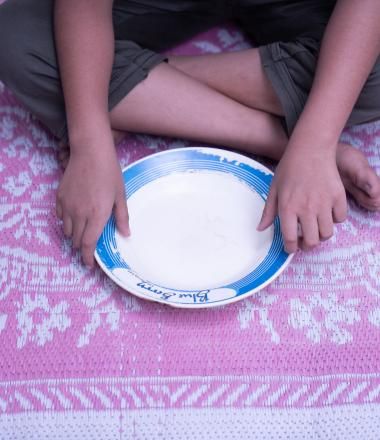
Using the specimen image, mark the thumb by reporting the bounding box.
[257,186,277,231]
[114,192,130,237]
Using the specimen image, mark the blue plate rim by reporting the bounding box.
[95,147,294,308]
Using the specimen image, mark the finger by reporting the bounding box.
[72,217,87,249]
[299,215,319,251]
[80,218,103,268]
[114,192,130,237]
[279,210,298,254]
[257,186,277,231]
[332,194,348,223]
[317,212,334,242]
[63,215,73,238]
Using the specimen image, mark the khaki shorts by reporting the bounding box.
[0,0,379,140]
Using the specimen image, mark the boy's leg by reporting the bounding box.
[109,62,287,159]
[0,0,285,158]
[169,49,283,116]
[57,55,287,164]
[1,1,379,210]
[0,0,67,139]
[169,47,380,211]
[0,0,222,142]
[109,56,380,211]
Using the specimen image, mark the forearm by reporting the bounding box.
[54,0,114,149]
[291,0,380,150]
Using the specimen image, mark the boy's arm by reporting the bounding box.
[54,0,129,267]
[259,0,380,252]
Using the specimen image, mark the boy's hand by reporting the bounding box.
[257,145,347,253]
[56,144,130,267]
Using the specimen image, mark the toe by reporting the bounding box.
[361,173,380,210]
[346,182,380,211]
[355,168,377,195]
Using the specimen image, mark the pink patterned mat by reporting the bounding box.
[1,26,380,439]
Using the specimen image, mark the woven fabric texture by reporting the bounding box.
[1,25,380,439]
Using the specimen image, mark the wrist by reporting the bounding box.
[289,119,340,155]
[68,119,114,153]
[291,100,344,151]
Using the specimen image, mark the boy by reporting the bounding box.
[0,0,379,267]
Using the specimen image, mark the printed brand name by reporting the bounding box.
[137,282,209,303]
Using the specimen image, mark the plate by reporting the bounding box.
[95,147,293,308]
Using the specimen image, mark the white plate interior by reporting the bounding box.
[115,170,273,290]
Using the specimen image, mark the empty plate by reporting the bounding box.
[95,147,293,308]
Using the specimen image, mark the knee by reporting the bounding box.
[0,4,29,87]
[0,1,54,92]
[0,6,12,81]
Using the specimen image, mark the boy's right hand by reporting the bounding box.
[257,143,347,253]
[56,143,130,267]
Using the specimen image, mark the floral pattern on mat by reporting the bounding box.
[1,25,380,439]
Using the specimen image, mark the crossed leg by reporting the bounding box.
[60,48,380,210]
[169,49,380,211]
[59,57,287,161]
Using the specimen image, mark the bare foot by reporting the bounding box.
[57,129,126,169]
[337,142,380,211]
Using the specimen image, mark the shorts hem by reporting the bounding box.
[259,44,305,135]
[108,51,167,112]
[56,52,167,143]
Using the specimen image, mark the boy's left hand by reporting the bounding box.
[257,144,347,253]
[56,142,130,267]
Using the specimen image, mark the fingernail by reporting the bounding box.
[123,224,131,237]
